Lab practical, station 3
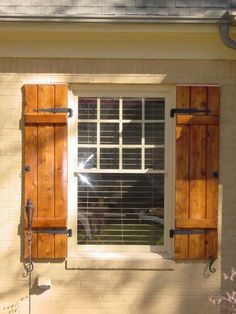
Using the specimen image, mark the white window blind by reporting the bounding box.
[77,97,165,245]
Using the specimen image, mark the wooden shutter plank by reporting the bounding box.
[205,123,219,259]
[190,86,207,111]
[24,85,38,259]
[207,126,219,220]
[25,113,67,124]
[189,90,207,259]
[189,234,205,259]
[55,235,67,259]
[189,91,207,259]
[189,124,207,259]
[54,86,68,220]
[176,218,217,229]
[190,125,206,220]
[25,85,37,114]
[208,86,220,115]
[54,85,68,258]
[175,86,190,259]
[32,218,67,228]
[176,86,190,109]
[38,123,55,218]
[175,235,188,260]
[206,230,218,259]
[176,115,219,125]
[38,234,54,259]
[176,127,190,222]
[37,85,55,258]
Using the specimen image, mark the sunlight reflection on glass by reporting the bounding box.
[78,154,94,186]
[78,153,94,170]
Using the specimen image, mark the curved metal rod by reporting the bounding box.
[208,256,216,274]
[219,23,236,50]
[22,261,34,278]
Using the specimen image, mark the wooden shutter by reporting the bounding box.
[175,86,219,260]
[24,85,68,259]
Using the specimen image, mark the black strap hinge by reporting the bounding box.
[170,108,211,118]
[33,108,73,118]
[169,229,209,238]
[33,228,72,237]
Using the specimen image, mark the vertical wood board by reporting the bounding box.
[175,86,190,259]
[190,87,207,111]
[54,85,68,258]
[24,85,38,258]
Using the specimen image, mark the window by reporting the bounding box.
[69,87,174,255]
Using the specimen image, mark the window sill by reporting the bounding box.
[66,252,175,270]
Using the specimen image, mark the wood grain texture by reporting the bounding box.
[176,126,189,221]
[24,85,38,258]
[25,113,67,124]
[189,234,205,259]
[175,218,217,229]
[54,85,68,258]
[24,85,37,114]
[208,86,220,115]
[176,86,190,109]
[189,125,206,259]
[206,230,218,259]
[32,218,67,228]
[190,86,207,111]
[37,85,55,257]
[176,115,219,125]
[207,125,219,220]
[55,234,67,259]
[174,235,188,260]
[175,85,219,260]
[190,125,206,220]
[175,86,190,259]
[24,127,38,222]
[38,233,54,258]
[24,84,69,259]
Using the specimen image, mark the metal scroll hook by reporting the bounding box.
[22,199,34,277]
[208,256,216,274]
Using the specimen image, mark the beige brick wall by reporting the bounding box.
[1,58,236,314]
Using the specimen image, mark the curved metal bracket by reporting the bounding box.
[22,260,34,278]
[208,256,216,274]
[219,23,236,50]
[22,199,34,278]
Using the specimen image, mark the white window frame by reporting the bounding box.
[68,85,175,258]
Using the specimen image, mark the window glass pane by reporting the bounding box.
[145,123,164,145]
[77,174,164,245]
[77,96,166,247]
[78,97,97,119]
[123,148,141,169]
[100,98,119,120]
[123,98,142,120]
[123,123,142,145]
[145,98,165,120]
[78,148,97,170]
[78,123,97,144]
[145,148,164,170]
[100,123,119,144]
[100,148,119,169]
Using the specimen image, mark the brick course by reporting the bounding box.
[0,0,233,16]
